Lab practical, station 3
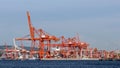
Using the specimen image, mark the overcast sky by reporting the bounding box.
[0,0,120,50]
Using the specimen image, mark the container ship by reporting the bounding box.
[0,11,120,61]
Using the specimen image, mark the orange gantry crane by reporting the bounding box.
[59,35,89,58]
[15,11,59,59]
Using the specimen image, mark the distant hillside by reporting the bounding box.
[0,45,32,50]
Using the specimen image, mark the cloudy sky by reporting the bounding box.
[0,0,120,50]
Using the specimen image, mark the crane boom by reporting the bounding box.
[27,11,34,40]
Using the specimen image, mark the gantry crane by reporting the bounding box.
[15,11,59,59]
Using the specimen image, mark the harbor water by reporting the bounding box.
[0,60,120,68]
